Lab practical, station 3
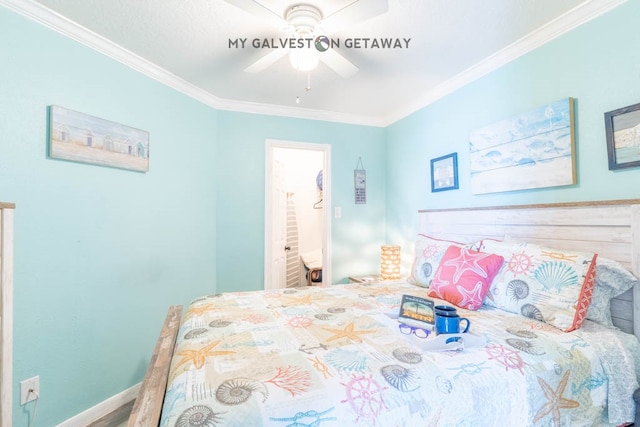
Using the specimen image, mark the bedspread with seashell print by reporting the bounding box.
[160,282,639,427]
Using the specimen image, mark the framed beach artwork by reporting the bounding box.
[604,102,640,170]
[48,105,149,172]
[430,152,458,192]
[469,97,576,195]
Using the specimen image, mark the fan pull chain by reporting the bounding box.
[295,73,312,104]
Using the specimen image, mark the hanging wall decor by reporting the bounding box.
[354,157,366,204]
[469,97,576,194]
[604,102,640,170]
[48,105,150,172]
[430,152,459,192]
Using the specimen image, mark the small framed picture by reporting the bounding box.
[430,152,459,192]
[604,102,640,170]
[354,169,366,204]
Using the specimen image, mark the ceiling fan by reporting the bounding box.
[224,0,389,78]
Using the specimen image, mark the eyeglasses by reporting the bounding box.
[398,323,431,339]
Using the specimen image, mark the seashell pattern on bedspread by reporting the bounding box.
[160,282,640,427]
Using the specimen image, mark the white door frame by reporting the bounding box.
[265,139,331,289]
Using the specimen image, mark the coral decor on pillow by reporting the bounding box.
[427,245,504,310]
[409,234,464,288]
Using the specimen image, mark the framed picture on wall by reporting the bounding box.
[604,102,640,170]
[469,98,576,194]
[430,152,459,192]
[48,105,150,172]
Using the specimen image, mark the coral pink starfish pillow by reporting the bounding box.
[428,245,504,310]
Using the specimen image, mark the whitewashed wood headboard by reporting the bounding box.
[418,199,640,340]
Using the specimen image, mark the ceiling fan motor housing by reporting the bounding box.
[286,4,322,36]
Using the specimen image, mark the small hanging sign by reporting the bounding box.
[354,157,366,204]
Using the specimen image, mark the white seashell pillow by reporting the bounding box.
[474,239,597,332]
[408,234,464,288]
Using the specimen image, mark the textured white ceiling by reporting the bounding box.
[9,0,624,125]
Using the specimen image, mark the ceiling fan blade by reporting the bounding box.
[244,48,290,73]
[319,49,359,78]
[320,0,389,33]
[223,0,289,28]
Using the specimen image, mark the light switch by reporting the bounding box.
[335,207,342,219]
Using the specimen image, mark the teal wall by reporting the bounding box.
[216,111,387,290]
[2,0,640,425]
[385,0,640,270]
[0,7,219,426]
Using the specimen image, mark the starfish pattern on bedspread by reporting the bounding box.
[283,294,313,306]
[173,340,235,370]
[322,322,376,344]
[533,370,579,427]
[183,303,215,320]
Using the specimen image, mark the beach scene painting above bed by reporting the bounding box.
[49,105,150,172]
[469,97,576,194]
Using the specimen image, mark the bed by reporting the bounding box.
[129,200,640,426]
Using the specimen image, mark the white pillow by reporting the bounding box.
[408,234,463,288]
[477,239,597,332]
[499,236,639,329]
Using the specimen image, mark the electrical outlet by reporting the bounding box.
[20,376,39,405]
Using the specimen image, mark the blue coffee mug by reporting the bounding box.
[435,313,470,334]
[434,305,458,317]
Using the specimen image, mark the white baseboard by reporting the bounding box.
[56,383,140,427]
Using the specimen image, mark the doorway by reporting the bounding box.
[265,140,331,289]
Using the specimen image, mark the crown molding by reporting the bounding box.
[0,0,384,127]
[382,0,628,126]
[1,0,626,128]
[218,98,387,126]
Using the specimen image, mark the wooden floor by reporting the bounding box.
[86,400,134,427]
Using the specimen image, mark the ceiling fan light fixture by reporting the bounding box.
[286,4,321,72]
[285,4,322,34]
[289,47,319,71]
[232,1,363,77]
